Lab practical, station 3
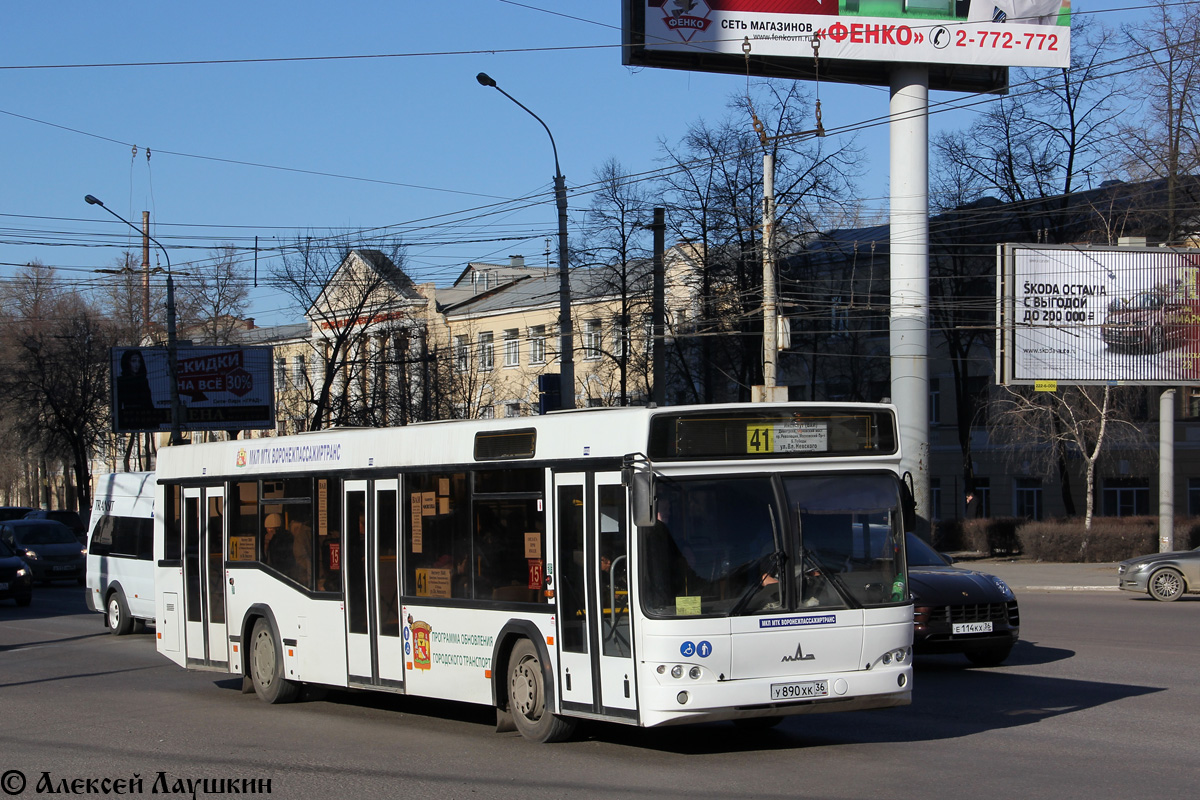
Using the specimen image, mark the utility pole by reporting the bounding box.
[650,207,666,406]
[141,212,151,334]
[762,152,779,394]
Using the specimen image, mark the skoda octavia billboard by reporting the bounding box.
[998,245,1200,386]
[111,346,276,433]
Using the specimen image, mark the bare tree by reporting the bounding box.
[581,158,655,405]
[0,263,113,514]
[931,17,1124,237]
[1119,0,1200,243]
[177,243,252,344]
[990,385,1147,538]
[269,234,424,430]
[658,82,862,403]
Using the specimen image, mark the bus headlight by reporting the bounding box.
[875,648,910,668]
[671,665,684,679]
[688,666,702,680]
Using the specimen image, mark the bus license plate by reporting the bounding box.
[53,565,74,572]
[771,680,828,701]
[0,582,7,591]
[952,621,993,634]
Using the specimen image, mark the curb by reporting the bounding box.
[1022,585,1119,592]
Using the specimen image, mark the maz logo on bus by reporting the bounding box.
[781,643,816,663]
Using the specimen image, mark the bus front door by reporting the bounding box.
[182,486,229,670]
[554,472,637,720]
[344,479,405,690]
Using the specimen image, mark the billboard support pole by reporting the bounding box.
[889,66,930,534]
[1160,389,1175,552]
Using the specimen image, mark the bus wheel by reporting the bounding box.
[249,618,300,704]
[106,590,134,636]
[507,639,575,743]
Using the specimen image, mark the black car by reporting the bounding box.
[0,537,33,606]
[0,519,86,584]
[907,533,1020,666]
[0,506,34,523]
[24,509,87,543]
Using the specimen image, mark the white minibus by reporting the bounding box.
[85,472,156,634]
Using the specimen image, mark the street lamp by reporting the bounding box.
[85,194,185,445]
[476,72,574,409]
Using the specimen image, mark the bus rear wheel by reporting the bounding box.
[249,618,300,704]
[106,590,134,636]
[507,639,575,743]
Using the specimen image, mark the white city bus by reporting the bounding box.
[153,402,914,742]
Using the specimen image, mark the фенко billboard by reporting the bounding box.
[626,0,1069,90]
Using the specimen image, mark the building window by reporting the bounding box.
[505,402,522,418]
[930,478,941,522]
[1103,478,1149,517]
[929,378,941,425]
[831,296,848,336]
[1014,478,1043,520]
[1188,388,1200,419]
[291,354,306,388]
[503,329,520,367]
[529,325,547,365]
[478,332,494,371]
[614,316,628,360]
[275,357,287,388]
[642,313,655,356]
[478,405,495,419]
[454,335,470,372]
[583,319,602,361]
[1189,478,1200,516]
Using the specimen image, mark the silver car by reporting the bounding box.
[1118,546,1200,601]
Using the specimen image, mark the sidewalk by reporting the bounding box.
[949,556,1120,592]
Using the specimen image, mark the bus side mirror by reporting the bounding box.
[626,468,655,529]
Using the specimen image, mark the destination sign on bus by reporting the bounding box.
[648,408,896,459]
[746,421,828,454]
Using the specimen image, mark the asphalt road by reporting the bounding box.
[2,578,1197,800]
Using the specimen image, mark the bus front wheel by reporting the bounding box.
[249,618,300,704]
[507,639,575,743]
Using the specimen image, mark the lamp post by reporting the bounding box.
[85,194,184,445]
[476,72,574,409]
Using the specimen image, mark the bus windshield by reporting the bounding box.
[640,473,907,618]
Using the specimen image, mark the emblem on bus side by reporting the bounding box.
[411,620,432,670]
[781,643,816,663]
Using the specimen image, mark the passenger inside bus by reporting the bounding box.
[263,513,292,574]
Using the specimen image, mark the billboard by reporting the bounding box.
[624,0,1071,92]
[111,346,276,433]
[997,245,1200,386]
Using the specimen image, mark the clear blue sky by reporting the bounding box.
[0,0,1144,326]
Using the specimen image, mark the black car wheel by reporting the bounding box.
[1147,568,1185,601]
